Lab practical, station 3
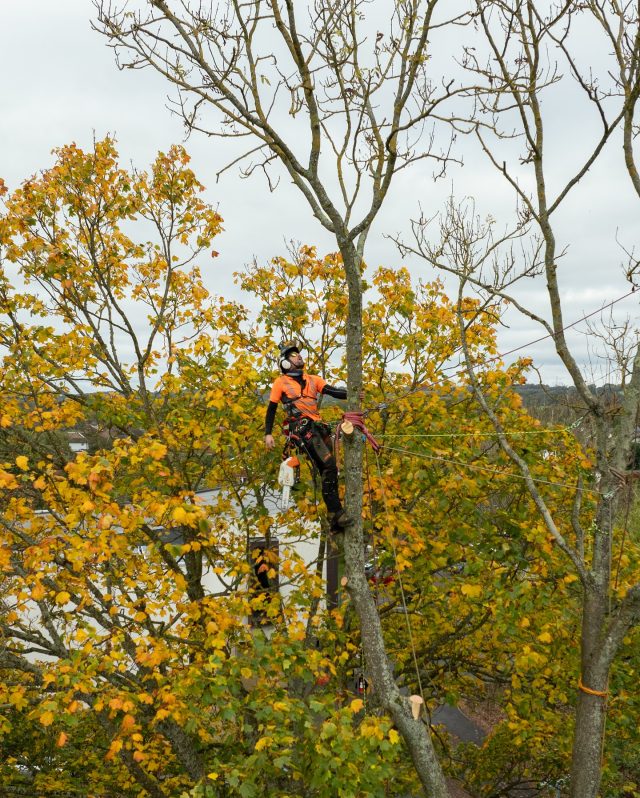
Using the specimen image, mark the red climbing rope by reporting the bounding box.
[336,411,382,453]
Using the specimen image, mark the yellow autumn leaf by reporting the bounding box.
[57,732,68,747]
[389,729,400,744]
[15,455,29,471]
[207,772,219,781]
[172,507,188,524]
[121,714,136,732]
[9,689,28,711]
[98,514,114,530]
[461,583,482,598]
[359,720,384,740]
[40,710,55,727]
[31,583,46,601]
[105,739,123,761]
[0,469,18,489]
[538,631,552,644]
[55,591,71,605]
[146,441,168,460]
[255,736,272,751]
[349,698,364,713]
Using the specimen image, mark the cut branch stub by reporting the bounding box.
[409,694,424,720]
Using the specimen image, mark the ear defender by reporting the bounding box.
[278,340,302,373]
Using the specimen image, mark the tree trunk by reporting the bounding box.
[570,679,609,798]
[570,587,610,798]
[339,239,451,798]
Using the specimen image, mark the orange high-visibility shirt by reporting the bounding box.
[269,373,327,422]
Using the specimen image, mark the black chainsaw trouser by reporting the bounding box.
[290,417,342,515]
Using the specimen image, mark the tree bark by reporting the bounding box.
[570,584,610,798]
[571,671,609,797]
[339,238,451,798]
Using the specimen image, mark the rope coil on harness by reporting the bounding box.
[578,678,608,698]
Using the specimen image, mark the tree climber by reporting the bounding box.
[264,341,352,531]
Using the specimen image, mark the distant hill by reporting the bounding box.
[513,383,622,409]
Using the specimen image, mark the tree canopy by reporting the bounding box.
[1,140,638,797]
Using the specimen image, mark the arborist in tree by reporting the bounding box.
[264,341,352,531]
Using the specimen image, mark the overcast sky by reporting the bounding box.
[1,0,638,385]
